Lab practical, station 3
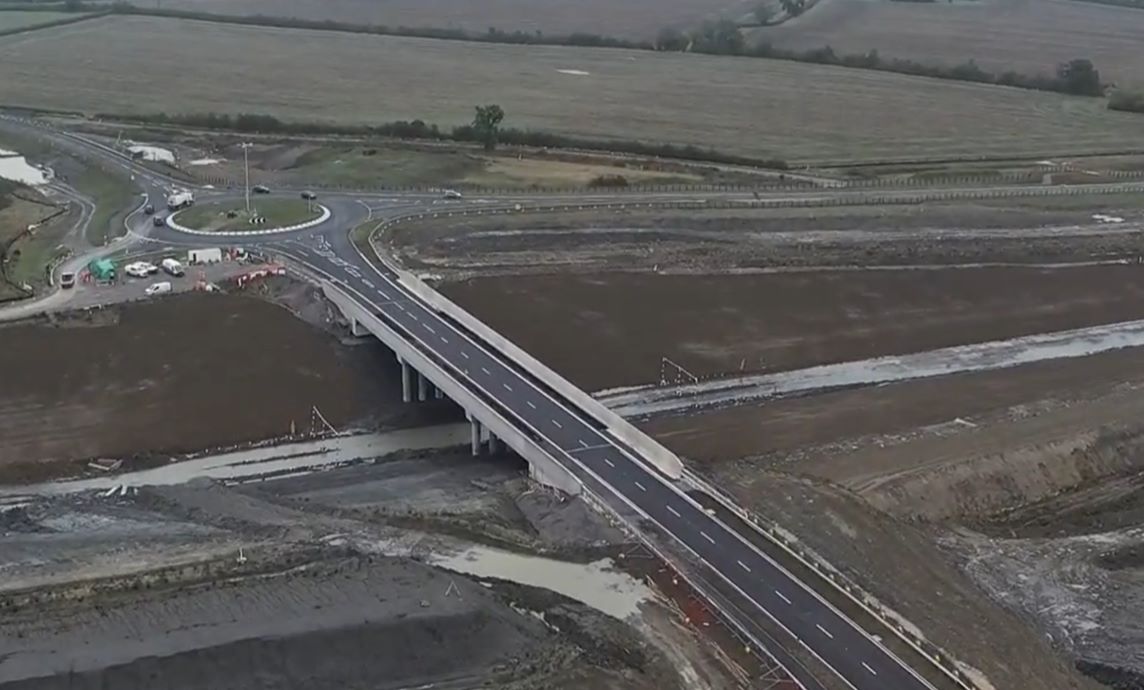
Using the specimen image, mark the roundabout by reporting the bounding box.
[167,197,331,236]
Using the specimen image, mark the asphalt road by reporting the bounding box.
[0,114,946,690]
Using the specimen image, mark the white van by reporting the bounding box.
[161,258,185,277]
[145,281,172,296]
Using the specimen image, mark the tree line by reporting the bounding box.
[104,110,789,170]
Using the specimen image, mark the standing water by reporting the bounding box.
[0,149,49,185]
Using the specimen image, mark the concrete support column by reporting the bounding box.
[417,371,429,402]
[470,418,482,456]
[487,432,499,455]
[399,359,412,403]
[434,386,444,400]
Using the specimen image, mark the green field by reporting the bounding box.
[0,10,74,32]
[76,167,135,245]
[0,185,71,299]
[3,16,1144,165]
[174,198,320,231]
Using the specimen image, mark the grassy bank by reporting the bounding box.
[174,198,320,232]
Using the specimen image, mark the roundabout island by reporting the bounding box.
[168,198,330,235]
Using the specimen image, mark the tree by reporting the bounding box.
[692,19,743,55]
[753,2,776,24]
[779,0,806,17]
[1056,58,1103,97]
[472,104,505,151]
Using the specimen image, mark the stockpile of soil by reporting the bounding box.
[0,292,436,481]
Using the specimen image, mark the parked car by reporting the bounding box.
[300,190,317,200]
[125,262,150,278]
[140,261,159,275]
[144,281,172,296]
[442,189,463,200]
[143,204,155,215]
[252,185,271,194]
[60,272,76,289]
[153,215,166,227]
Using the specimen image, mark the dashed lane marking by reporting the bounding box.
[604,458,615,468]
[423,323,436,334]
[551,419,562,429]
[665,505,681,518]
[460,351,470,359]
[440,336,449,344]
[503,383,512,392]
[480,366,491,375]
[579,439,589,449]
[634,481,647,492]
[701,531,716,544]
[862,663,878,676]
[738,560,751,573]
[526,400,536,409]
[816,624,833,640]
[775,590,792,605]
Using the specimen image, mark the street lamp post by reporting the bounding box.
[240,142,252,215]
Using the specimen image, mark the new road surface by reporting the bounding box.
[0,112,969,690]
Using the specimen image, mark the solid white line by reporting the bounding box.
[460,351,470,359]
[551,419,562,429]
[666,505,681,518]
[701,531,716,544]
[862,662,878,676]
[604,458,615,468]
[480,366,491,375]
[737,560,751,573]
[816,624,834,639]
[634,481,647,492]
[775,590,792,605]
[526,400,536,409]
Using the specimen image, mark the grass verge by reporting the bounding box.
[174,198,320,232]
[76,167,135,245]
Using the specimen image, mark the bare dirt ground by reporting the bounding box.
[0,448,742,690]
[754,0,1144,88]
[392,200,1144,687]
[0,280,456,483]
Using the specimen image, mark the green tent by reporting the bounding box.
[88,258,116,281]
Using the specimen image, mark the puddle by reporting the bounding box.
[0,424,472,497]
[431,545,653,619]
[188,158,224,166]
[0,152,49,185]
[127,143,175,163]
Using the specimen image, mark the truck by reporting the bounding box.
[166,190,194,210]
[161,258,185,277]
[187,247,222,265]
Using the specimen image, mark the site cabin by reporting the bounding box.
[188,248,222,265]
[166,191,194,210]
[87,258,116,283]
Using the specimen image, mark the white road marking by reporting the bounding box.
[604,458,615,468]
[395,303,406,311]
[408,312,418,322]
[701,531,716,544]
[775,590,792,605]
[440,336,448,344]
[480,366,491,376]
[862,662,878,676]
[634,481,647,492]
[526,400,537,409]
[379,291,389,299]
[816,624,833,639]
[551,419,562,429]
[503,383,512,392]
[423,323,436,334]
[362,279,375,288]
[738,560,751,573]
[460,351,470,359]
[579,439,589,449]
[666,505,681,518]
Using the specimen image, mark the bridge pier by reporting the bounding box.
[470,417,482,456]
[417,371,429,402]
[350,317,366,337]
[399,358,412,403]
[488,432,500,455]
[434,386,443,400]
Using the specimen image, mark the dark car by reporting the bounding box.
[153,215,166,227]
[252,185,271,194]
[143,204,155,215]
[300,190,317,200]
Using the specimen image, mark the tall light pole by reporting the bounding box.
[240,142,252,214]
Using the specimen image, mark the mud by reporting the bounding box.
[0,291,457,483]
